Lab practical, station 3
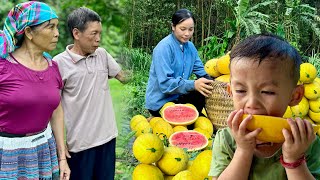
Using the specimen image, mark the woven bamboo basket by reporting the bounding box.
[205,80,234,130]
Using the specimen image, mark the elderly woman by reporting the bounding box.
[0,1,70,179]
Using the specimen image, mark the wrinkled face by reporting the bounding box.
[30,18,59,51]
[76,21,102,55]
[172,18,194,43]
[228,57,299,158]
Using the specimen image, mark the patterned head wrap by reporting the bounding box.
[0,1,58,58]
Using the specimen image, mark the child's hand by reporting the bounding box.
[227,109,262,154]
[282,118,316,163]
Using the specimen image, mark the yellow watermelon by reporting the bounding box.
[156,146,189,176]
[133,133,164,164]
[132,164,164,180]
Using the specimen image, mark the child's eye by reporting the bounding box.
[261,91,275,95]
[235,90,246,93]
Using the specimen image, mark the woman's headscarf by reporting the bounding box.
[0,1,58,58]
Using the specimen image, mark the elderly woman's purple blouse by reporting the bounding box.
[0,55,62,134]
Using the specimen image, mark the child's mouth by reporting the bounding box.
[256,142,274,147]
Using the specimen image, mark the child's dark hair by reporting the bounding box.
[230,33,302,84]
[172,9,195,26]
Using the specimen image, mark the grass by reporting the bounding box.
[109,79,135,179]
[109,79,125,129]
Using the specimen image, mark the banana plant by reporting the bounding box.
[233,0,276,44]
[281,0,320,50]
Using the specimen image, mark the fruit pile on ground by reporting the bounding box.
[130,103,214,179]
[283,63,320,134]
[204,52,230,83]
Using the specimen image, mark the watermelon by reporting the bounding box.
[161,104,199,126]
[169,130,208,152]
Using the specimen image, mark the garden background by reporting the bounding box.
[1,0,320,179]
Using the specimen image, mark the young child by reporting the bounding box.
[209,33,320,179]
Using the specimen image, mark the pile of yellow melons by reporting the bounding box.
[283,63,320,134]
[129,104,214,180]
[204,52,230,83]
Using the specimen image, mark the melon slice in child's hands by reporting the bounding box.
[242,114,320,143]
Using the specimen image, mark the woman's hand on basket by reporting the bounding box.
[195,78,214,97]
[227,109,261,155]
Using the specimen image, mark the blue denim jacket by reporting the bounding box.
[145,33,207,111]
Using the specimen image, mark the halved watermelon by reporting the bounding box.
[169,130,208,152]
[161,104,199,126]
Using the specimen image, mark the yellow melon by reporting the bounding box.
[291,96,309,118]
[186,160,193,171]
[133,133,164,164]
[304,82,320,100]
[164,176,174,180]
[201,108,208,117]
[132,164,164,180]
[190,150,213,180]
[153,119,174,140]
[299,63,317,83]
[130,115,148,130]
[309,109,320,123]
[204,58,221,78]
[304,116,315,125]
[156,146,189,176]
[309,98,320,113]
[242,115,320,143]
[172,170,194,180]
[173,126,188,133]
[215,74,230,83]
[216,53,230,75]
[133,120,152,137]
[194,116,214,136]
[316,123,320,135]
[150,117,165,127]
[314,77,320,84]
[193,128,211,139]
[185,103,197,110]
[283,106,293,118]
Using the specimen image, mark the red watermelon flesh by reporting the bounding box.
[162,104,199,125]
[169,130,208,152]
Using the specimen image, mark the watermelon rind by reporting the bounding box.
[161,104,199,126]
[169,130,208,152]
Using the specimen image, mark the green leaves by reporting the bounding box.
[233,0,276,42]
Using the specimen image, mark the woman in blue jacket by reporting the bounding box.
[145,9,213,117]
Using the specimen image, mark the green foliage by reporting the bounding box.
[113,48,153,178]
[118,48,152,118]
[271,0,320,54]
[125,0,175,49]
[115,130,137,179]
[199,30,234,60]
[118,48,152,74]
[308,50,320,77]
[0,0,14,26]
[233,0,275,43]
[53,0,127,57]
